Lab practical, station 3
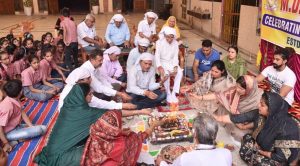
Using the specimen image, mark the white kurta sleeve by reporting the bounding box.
[155,41,162,68]
[90,75,117,96]
[172,43,180,67]
[126,69,145,96]
[89,96,122,109]
[148,70,160,91]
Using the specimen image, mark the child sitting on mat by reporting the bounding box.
[0,79,47,153]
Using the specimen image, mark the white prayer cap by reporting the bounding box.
[110,14,125,24]
[104,46,121,55]
[113,14,124,21]
[135,52,154,66]
[163,26,176,37]
[138,38,150,47]
[66,67,90,85]
[140,52,153,61]
[144,11,158,20]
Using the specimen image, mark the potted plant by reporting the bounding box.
[23,0,33,16]
[90,0,99,15]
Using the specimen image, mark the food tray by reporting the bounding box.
[148,113,193,144]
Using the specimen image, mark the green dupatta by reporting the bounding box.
[223,55,247,79]
[34,84,107,166]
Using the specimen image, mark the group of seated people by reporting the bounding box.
[0,8,299,166]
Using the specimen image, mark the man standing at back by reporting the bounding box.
[60,8,78,70]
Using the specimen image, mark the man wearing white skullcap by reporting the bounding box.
[126,52,167,109]
[126,38,150,71]
[59,65,153,116]
[97,46,126,91]
[81,49,133,104]
[134,11,158,46]
[105,14,130,48]
[155,26,183,103]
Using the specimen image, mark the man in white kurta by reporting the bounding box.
[134,12,158,46]
[126,53,166,109]
[58,67,123,111]
[126,38,150,71]
[80,49,132,103]
[155,27,183,103]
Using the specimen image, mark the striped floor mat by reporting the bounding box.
[7,99,59,166]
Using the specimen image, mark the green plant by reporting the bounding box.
[90,0,99,6]
[23,0,33,7]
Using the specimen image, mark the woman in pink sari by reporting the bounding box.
[80,110,162,166]
[190,75,263,140]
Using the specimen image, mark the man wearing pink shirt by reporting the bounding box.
[60,8,78,70]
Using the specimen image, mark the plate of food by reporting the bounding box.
[148,113,193,144]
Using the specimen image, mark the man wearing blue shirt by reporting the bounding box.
[186,39,220,81]
[105,14,130,48]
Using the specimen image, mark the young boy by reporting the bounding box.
[0,80,47,153]
[60,7,78,70]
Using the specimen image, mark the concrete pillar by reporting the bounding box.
[99,0,104,13]
[32,0,39,14]
[108,0,113,12]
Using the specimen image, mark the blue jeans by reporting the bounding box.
[51,64,70,78]
[23,82,62,102]
[48,80,64,92]
[128,89,166,110]
[184,67,202,82]
[6,124,47,141]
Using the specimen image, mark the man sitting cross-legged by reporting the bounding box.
[126,52,167,109]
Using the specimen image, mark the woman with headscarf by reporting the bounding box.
[158,16,186,68]
[105,14,130,48]
[181,60,236,114]
[134,11,158,46]
[80,110,163,166]
[34,83,107,166]
[159,16,181,40]
[190,75,263,140]
[239,92,300,165]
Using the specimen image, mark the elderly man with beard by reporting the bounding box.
[256,48,296,107]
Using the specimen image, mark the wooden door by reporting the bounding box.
[47,0,59,14]
[221,0,242,45]
[133,0,146,12]
[0,0,14,14]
